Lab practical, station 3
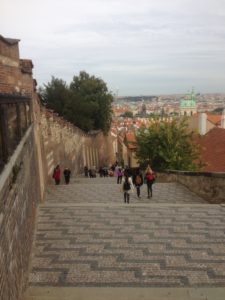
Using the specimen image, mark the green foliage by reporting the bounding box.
[135,119,201,171]
[212,107,223,114]
[39,77,70,116]
[122,111,133,118]
[39,71,113,133]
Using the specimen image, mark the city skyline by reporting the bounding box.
[1,0,225,96]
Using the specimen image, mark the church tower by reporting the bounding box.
[180,89,197,116]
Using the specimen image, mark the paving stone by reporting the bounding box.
[28,177,225,287]
[46,177,206,204]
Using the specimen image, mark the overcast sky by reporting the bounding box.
[1,0,225,96]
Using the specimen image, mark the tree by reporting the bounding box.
[39,71,113,134]
[212,107,223,115]
[70,71,113,133]
[122,111,133,118]
[135,119,201,171]
[39,77,70,116]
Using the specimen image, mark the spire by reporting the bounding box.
[191,87,195,101]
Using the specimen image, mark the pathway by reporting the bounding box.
[23,177,225,300]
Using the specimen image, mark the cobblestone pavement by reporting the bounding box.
[29,177,225,288]
[46,177,206,204]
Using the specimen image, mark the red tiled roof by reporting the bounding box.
[125,132,136,143]
[206,113,221,125]
[196,127,225,172]
[125,132,137,150]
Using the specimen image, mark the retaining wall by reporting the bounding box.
[157,170,225,203]
[0,127,40,300]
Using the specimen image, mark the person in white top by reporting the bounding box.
[121,174,134,203]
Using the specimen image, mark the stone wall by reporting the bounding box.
[0,35,114,300]
[0,35,40,300]
[0,37,19,60]
[32,81,115,184]
[0,36,34,172]
[36,105,113,184]
[0,127,40,300]
[0,97,113,300]
[157,170,225,203]
[0,37,34,96]
[94,132,114,168]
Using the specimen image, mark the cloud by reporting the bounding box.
[1,0,225,95]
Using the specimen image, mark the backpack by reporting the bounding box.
[146,173,155,182]
[135,175,142,185]
[123,179,131,190]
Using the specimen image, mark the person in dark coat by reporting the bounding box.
[124,166,132,177]
[99,166,104,177]
[63,168,71,184]
[88,168,93,178]
[84,166,88,177]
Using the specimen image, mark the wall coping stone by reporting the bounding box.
[162,170,225,178]
[0,35,20,45]
[41,107,103,138]
[0,92,31,100]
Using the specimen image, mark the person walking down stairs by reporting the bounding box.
[144,165,156,198]
[133,168,144,198]
[63,168,71,184]
[116,168,123,184]
[52,165,61,185]
[121,174,134,203]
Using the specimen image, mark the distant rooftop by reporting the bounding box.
[196,127,225,172]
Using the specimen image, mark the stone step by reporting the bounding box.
[23,287,225,300]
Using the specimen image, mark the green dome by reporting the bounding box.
[180,99,196,108]
[180,90,196,108]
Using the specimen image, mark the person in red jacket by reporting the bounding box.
[53,165,61,185]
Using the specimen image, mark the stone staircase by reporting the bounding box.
[23,286,225,300]
[23,177,225,300]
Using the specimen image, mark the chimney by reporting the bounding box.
[221,109,225,129]
[198,112,207,135]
